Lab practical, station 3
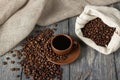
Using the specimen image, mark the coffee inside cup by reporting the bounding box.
[52,35,71,50]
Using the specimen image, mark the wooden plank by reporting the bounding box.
[69,17,116,80]
[88,52,116,80]
[113,2,120,80]
[0,45,22,80]
[69,17,91,80]
[114,50,120,80]
[52,19,70,80]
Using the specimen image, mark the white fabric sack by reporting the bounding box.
[75,5,120,55]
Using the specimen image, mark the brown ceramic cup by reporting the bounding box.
[51,34,77,55]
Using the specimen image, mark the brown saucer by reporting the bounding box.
[46,42,80,65]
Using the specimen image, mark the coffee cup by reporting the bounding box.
[51,34,77,55]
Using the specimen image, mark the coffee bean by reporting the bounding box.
[15,68,20,71]
[11,61,15,64]
[82,18,115,46]
[10,50,13,53]
[2,61,7,65]
[17,56,21,60]
[11,68,16,71]
[12,54,16,57]
[6,57,10,60]
[17,75,20,78]
[17,62,21,64]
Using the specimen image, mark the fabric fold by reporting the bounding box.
[37,0,120,26]
[0,0,120,56]
[0,0,27,25]
[0,0,47,55]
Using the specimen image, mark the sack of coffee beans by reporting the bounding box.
[75,5,120,55]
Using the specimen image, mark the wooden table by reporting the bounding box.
[0,2,120,80]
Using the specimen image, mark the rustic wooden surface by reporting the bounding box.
[0,2,120,80]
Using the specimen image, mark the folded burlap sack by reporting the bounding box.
[0,0,120,56]
[0,0,28,25]
[0,0,47,55]
[75,5,120,55]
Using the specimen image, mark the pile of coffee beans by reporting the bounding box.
[2,29,63,80]
[45,39,68,62]
[81,18,116,46]
[19,29,62,80]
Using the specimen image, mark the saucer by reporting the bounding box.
[46,41,80,65]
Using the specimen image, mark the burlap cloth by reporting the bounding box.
[0,0,120,56]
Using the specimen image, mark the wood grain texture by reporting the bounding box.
[0,46,22,80]
[113,2,120,80]
[69,17,92,80]
[53,20,70,80]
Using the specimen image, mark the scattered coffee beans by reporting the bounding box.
[81,18,116,46]
[1,29,63,80]
[15,68,20,71]
[13,50,23,59]
[10,68,20,71]
[18,29,62,80]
